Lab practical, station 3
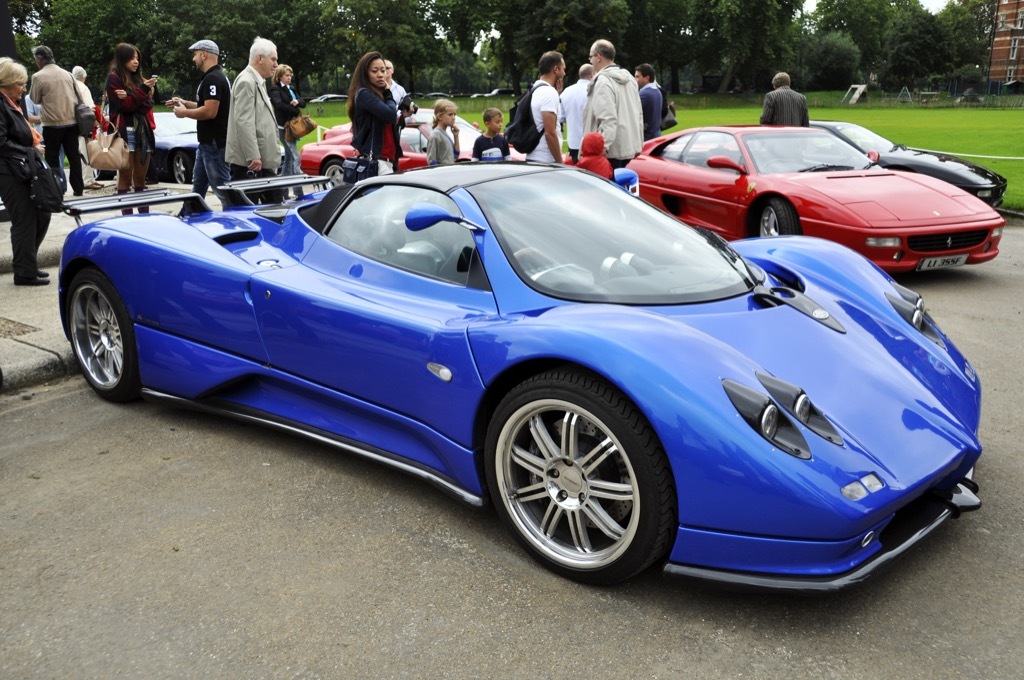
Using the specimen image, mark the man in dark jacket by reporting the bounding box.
[167,39,231,201]
[760,72,809,127]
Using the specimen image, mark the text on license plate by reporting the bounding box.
[917,254,968,270]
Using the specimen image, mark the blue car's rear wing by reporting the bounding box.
[62,189,213,227]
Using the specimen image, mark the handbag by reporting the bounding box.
[29,153,65,213]
[71,75,96,137]
[341,153,378,184]
[87,129,130,171]
[661,101,678,130]
[285,114,317,142]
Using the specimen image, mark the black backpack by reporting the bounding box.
[504,83,547,154]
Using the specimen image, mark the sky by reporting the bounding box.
[804,0,949,12]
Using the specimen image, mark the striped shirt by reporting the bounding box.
[760,87,809,126]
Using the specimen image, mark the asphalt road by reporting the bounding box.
[2,223,1022,679]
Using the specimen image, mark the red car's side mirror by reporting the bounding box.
[867,150,880,163]
[706,155,747,175]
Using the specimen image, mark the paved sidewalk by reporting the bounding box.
[0,183,221,392]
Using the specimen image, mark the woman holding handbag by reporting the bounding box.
[105,43,157,213]
[270,64,306,197]
[346,51,402,177]
[0,57,51,286]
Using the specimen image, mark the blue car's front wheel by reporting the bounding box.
[485,368,676,584]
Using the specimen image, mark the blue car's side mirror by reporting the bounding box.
[614,168,640,196]
[405,203,485,232]
[405,203,458,232]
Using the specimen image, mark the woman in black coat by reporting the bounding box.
[270,64,306,192]
[0,57,51,286]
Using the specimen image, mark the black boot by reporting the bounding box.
[117,188,132,215]
[134,186,149,214]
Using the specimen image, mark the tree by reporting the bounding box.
[812,0,891,74]
[806,31,861,90]
[880,2,949,89]
[937,0,996,76]
[686,0,802,93]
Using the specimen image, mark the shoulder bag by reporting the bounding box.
[71,75,97,137]
[285,113,317,142]
[87,127,130,171]
[29,151,65,213]
[341,151,377,184]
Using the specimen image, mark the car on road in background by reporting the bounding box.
[471,88,515,98]
[60,164,983,590]
[310,93,347,103]
[811,120,1007,207]
[629,125,1005,273]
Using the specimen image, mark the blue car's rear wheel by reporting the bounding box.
[67,268,141,403]
[485,368,676,584]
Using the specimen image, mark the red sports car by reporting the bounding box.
[301,111,524,182]
[629,126,1005,273]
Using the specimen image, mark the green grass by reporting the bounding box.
[302,100,1023,211]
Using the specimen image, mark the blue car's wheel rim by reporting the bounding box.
[494,399,641,570]
[69,282,124,389]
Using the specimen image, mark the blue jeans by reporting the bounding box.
[278,128,303,197]
[192,142,230,202]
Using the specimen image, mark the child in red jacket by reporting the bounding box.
[575,131,613,179]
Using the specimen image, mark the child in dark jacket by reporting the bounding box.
[575,131,613,179]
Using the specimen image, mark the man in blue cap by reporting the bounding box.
[165,39,231,201]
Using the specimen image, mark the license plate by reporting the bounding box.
[917,254,968,271]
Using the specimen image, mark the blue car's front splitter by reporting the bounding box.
[663,477,981,594]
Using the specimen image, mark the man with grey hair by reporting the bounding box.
[226,37,282,202]
[582,39,643,169]
[760,72,808,127]
[72,66,103,190]
[559,63,593,163]
[29,45,85,196]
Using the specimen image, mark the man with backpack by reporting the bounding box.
[506,51,565,163]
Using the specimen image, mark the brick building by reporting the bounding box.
[989,0,1024,93]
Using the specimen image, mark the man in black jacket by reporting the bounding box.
[760,72,809,127]
[166,39,231,201]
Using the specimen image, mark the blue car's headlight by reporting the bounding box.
[722,380,811,460]
[886,283,947,349]
[723,374,845,460]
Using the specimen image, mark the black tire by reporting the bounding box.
[322,158,346,184]
[759,197,801,237]
[484,367,677,585]
[66,268,141,403]
[171,151,194,184]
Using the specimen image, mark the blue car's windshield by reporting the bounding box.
[468,170,756,304]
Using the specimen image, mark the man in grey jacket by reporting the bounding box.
[582,39,643,169]
[226,37,281,202]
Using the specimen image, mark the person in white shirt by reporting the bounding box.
[525,50,565,164]
[559,63,593,163]
[384,59,416,121]
[72,66,104,190]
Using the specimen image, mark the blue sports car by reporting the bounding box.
[58,164,982,590]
